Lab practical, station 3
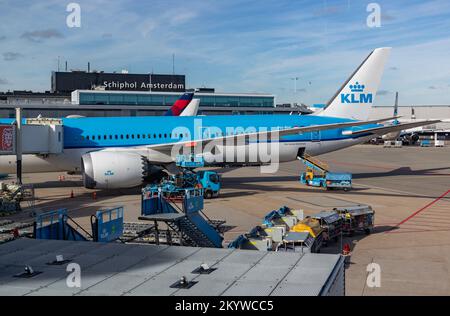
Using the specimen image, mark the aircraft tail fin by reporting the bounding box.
[180,98,200,116]
[164,92,194,116]
[318,47,391,121]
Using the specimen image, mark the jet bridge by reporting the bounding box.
[0,117,64,155]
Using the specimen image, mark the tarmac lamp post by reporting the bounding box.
[15,107,22,185]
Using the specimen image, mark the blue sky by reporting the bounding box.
[1,0,450,106]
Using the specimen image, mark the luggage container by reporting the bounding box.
[334,205,375,236]
[279,231,322,253]
[308,211,343,244]
[286,218,324,253]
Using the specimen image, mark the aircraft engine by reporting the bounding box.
[81,152,165,189]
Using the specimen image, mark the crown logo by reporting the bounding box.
[349,82,365,92]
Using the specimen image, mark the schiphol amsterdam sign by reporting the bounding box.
[102,80,185,91]
[100,74,186,92]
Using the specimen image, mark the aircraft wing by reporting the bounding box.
[342,120,441,136]
[146,116,399,154]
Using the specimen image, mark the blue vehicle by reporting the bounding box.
[300,172,352,191]
[176,154,221,198]
[145,154,221,199]
[196,170,221,198]
[298,154,352,191]
[324,173,352,191]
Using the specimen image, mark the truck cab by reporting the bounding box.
[196,171,221,198]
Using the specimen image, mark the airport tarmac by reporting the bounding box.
[2,144,450,295]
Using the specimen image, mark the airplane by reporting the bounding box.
[0,47,440,189]
[179,98,200,116]
[381,92,401,141]
[164,92,197,116]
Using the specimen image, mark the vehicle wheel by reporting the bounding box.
[204,191,213,199]
[344,188,349,192]
[364,228,371,235]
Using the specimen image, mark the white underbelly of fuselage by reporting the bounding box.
[0,136,372,174]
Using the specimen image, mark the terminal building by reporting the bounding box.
[1,70,307,118]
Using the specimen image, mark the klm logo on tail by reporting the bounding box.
[341,82,373,104]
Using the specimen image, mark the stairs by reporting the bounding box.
[167,216,219,248]
[140,193,223,248]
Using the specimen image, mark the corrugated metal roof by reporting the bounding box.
[0,238,343,296]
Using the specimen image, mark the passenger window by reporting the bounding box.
[132,134,135,139]
[86,136,89,140]
[115,135,118,139]
[164,134,167,138]
[120,135,124,139]
[109,135,112,140]
[159,134,162,138]
[92,136,96,140]
[137,134,140,139]
[126,135,129,139]
[154,134,156,138]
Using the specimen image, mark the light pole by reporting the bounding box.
[290,77,299,94]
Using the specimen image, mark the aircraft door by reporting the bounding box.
[311,130,321,142]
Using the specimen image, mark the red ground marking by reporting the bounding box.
[393,190,450,229]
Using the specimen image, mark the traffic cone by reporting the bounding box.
[70,190,74,198]
[343,243,351,256]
